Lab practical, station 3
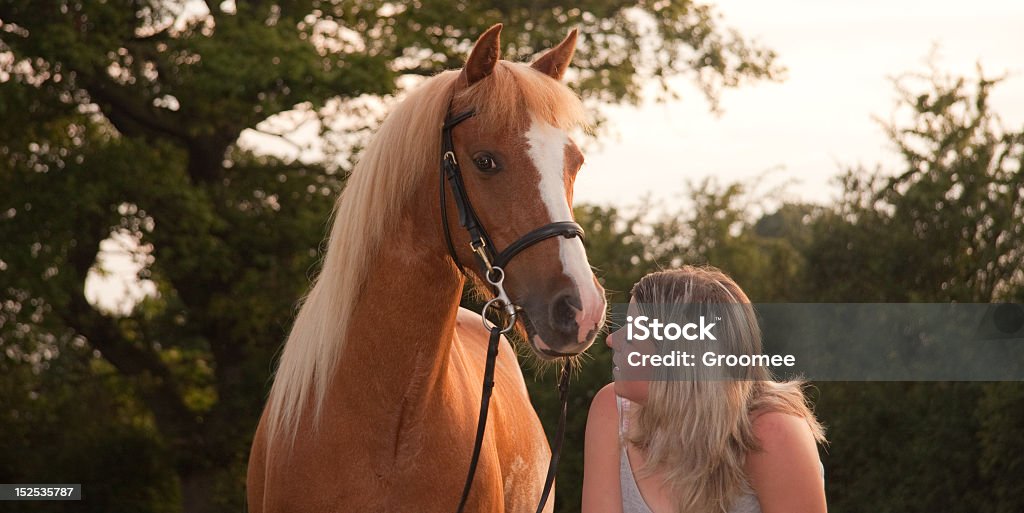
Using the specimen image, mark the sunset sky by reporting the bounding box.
[575,0,1024,208]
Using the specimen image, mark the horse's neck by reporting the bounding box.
[328,207,464,423]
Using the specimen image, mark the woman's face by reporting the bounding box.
[607,299,653,403]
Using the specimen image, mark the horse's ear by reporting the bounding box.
[531,28,578,81]
[463,24,503,85]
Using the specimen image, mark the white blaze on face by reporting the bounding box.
[525,118,606,343]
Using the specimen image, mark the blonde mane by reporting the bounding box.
[265,61,588,445]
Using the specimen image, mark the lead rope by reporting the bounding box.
[454,324,571,513]
[535,364,571,513]
[455,325,503,513]
[453,264,567,513]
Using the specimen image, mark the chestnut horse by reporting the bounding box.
[247,24,606,512]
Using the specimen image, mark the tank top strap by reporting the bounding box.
[616,394,631,438]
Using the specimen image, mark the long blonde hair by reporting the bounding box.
[626,266,825,513]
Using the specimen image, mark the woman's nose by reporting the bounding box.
[606,328,619,349]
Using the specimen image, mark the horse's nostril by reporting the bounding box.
[549,292,581,336]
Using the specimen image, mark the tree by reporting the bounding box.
[805,63,1023,303]
[0,2,780,511]
[802,64,1024,513]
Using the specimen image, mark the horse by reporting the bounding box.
[246,24,607,513]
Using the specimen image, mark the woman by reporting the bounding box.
[583,266,827,513]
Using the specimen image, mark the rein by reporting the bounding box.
[441,106,579,513]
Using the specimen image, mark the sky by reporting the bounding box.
[574,0,1024,208]
[85,0,1024,311]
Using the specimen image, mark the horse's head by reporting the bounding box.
[443,24,606,359]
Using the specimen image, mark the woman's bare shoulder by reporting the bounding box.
[749,410,816,450]
[591,383,618,416]
[583,383,624,513]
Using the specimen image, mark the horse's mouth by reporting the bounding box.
[520,313,578,361]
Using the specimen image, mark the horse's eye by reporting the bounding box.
[472,152,500,172]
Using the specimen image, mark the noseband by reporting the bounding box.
[441,107,579,513]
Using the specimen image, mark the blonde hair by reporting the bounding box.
[625,266,826,513]
[264,61,587,447]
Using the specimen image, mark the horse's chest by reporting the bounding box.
[383,384,550,512]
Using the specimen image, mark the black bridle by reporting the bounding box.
[440,110,586,280]
[441,107,581,513]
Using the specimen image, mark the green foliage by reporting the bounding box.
[799,66,1023,513]
[805,65,1023,303]
[978,382,1024,512]
[0,337,180,513]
